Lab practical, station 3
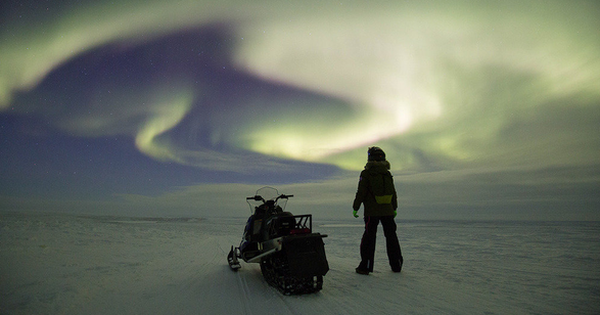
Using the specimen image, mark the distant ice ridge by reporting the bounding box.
[1,212,598,315]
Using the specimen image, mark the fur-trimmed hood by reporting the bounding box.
[364,160,391,171]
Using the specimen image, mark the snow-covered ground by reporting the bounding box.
[1,212,598,315]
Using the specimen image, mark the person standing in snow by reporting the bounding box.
[352,146,403,275]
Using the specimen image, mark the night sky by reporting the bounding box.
[1,0,599,220]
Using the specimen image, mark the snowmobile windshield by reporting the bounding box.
[246,186,289,213]
[256,186,279,201]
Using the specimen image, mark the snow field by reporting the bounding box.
[1,212,598,315]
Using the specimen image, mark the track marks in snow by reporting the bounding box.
[234,269,256,315]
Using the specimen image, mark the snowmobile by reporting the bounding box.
[227,187,329,295]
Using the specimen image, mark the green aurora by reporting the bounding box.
[1,0,599,220]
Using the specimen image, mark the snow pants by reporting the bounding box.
[358,216,403,272]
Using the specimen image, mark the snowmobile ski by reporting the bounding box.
[227,246,241,271]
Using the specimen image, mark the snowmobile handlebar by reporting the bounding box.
[246,194,294,203]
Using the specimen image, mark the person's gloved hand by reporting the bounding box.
[394,210,397,218]
[353,210,359,218]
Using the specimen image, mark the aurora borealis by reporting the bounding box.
[1,0,599,219]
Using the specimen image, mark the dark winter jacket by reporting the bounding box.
[352,160,398,217]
